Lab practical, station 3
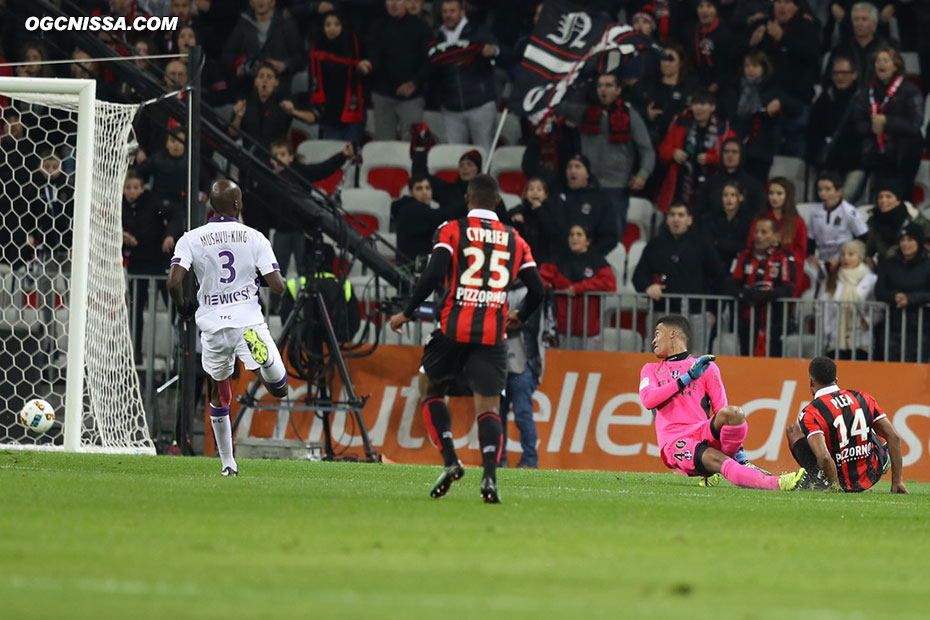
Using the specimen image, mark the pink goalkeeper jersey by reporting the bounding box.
[639,355,728,449]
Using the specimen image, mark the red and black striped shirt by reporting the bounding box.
[433,209,535,345]
[798,386,888,492]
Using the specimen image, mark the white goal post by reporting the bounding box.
[0,76,155,454]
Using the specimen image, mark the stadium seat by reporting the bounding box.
[422,110,448,144]
[624,197,656,249]
[500,192,522,209]
[605,243,626,279]
[290,70,310,95]
[624,239,646,289]
[782,334,818,359]
[494,110,522,146]
[341,188,392,236]
[770,156,808,200]
[713,332,740,356]
[903,51,921,77]
[796,202,817,226]
[913,160,930,208]
[602,327,644,352]
[296,139,349,195]
[857,204,873,223]
[360,141,410,198]
[488,145,527,196]
[428,144,488,183]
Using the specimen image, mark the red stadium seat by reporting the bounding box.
[343,213,381,237]
[314,170,343,195]
[366,168,409,198]
[497,170,527,196]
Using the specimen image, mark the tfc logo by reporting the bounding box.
[671,370,681,379]
[547,11,592,49]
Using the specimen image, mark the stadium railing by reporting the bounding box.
[552,291,927,362]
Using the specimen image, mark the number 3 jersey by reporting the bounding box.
[433,209,535,345]
[170,216,279,333]
[798,385,888,492]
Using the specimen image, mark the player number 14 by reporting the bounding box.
[833,407,868,448]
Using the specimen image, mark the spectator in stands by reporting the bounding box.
[827,0,894,47]
[747,0,821,157]
[854,44,924,200]
[16,41,55,79]
[364,0,432,141]
[309,11,366,143]
[265,139,354,275]
[175,25,229,107]
[819,239,877,359]
[827,2,887,82]
[656,88,736,212]
[428,0,500,151]
[92,0,152,50]
[229,65,316,149]
[627,41,698,150]
[728,216,797,356]
[696,138,765,218]
[633,202,724,349]
[405,0,434,28]
[0,109,30,265]
[720,49,801,184]
[540,224,617,346]
[222,0,304,96]
[410,126,478,218]
[701,179,755,269]
[750,176,808,295]
[560,73,655,239]
[808,171,870,277]
[160,0,205,54]
[122,168,178,361]
[499,282,543,468]
[391,174,446,267]
[28,150,74,263]
[865,177,930,264]
[553,154,618,257]
[621,6,660,86]
[508,177,562,264]
[807,54,866,201]
[631,0,690,43]
[687,0,737,94]
[874,223,930,362]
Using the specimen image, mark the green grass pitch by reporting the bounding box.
[1,452,927,619]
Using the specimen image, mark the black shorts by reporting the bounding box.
[421,329,507,396]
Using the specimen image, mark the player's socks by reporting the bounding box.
[719,422,748,457]
[422,398,457,466]
[720,458,779,490]
[477,412,503,483]
[210,404,238,474]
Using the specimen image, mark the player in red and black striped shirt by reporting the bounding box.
[785,357,908,493]
[390,174,544,503]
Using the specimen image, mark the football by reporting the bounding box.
[19,399,55,434]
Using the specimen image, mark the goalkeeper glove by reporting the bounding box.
[679,355,716,387]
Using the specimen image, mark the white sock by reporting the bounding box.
[210,408,237,472]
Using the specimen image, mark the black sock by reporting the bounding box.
[477,412,502,481]
[790,436,820,474]
[423,398,457,467]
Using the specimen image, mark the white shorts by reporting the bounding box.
[200,323,282,382]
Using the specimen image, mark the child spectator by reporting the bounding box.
[508,177,562,264]
[807,171,869,277]
[391,174,445,267]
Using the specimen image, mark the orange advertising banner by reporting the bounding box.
[213,346,930,482]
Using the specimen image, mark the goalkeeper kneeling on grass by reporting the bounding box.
[639,314,808,491]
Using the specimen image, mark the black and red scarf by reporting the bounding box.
[310,32,364,124]
[869,75,903,151]
[694,17,719,68]
[580,101,631,144]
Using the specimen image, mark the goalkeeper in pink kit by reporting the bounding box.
[639,315,807,491]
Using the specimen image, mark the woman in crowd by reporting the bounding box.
[701,179,754,269]
[749,177,808,295]
[865,178,930,265]
[854,45,924,200]
[874,224,930,362]
[309,10,366,143]
[174,25,230,107]
[819,240,877,360]
[627,41,697,149]
[539,225,617,348]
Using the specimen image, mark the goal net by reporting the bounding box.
[0,77,154,454]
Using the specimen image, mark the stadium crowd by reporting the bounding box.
[3,0,930,362]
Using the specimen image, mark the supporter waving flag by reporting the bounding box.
[509,0,657,124]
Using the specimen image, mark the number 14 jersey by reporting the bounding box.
[433,209,535,346]
[171,216,279,333]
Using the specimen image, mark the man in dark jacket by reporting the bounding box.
[874,223,930,362]
[428,0,500,150]
[364,0,432,140]
[554,155,618,258]
[687,0,737,94]
[221,0,305,96]
[633,202,724,349]
[391,174,446,267]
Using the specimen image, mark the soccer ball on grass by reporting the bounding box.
[19,398,55,434]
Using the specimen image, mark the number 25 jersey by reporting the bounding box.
[433,209,536,346]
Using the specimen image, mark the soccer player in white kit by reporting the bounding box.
[167,180,289,476]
